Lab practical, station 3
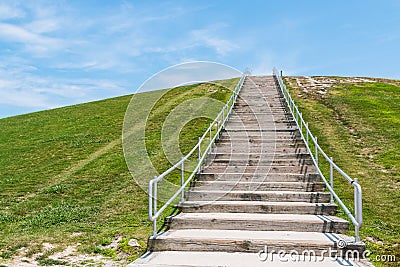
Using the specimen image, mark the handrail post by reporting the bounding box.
[292,100,295,113]
[216,121,219,140]
[330,157,334,204]
[224,105,228,127]
[152,222,156,237]
[315,137,318,173]
[355,225,360,243]
[292,100,295,114]
[148,180,154,236]
[222,105,225,128]
[209,123,212,144]
[153,178,158,236]
[353,178,362,242]
[299,112,303,133]
[197,137,201,174]
[181,159,185,203]
[306,122,309,144]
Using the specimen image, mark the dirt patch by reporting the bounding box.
[1,238,140,266]
[285,76,382,101]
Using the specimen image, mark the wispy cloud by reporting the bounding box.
[0,2,25,20]
[25,18,60,34]
[0,66,56,109]
[0,22,62,54]
[0,62,129,110]
[190,28,238,56]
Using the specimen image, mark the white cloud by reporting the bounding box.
[0,90,54,109]
[0,61,130,112]
[138,26,238,60]
[25,18,60,34]
[0,22,63,55]
[0,2,25,20]
[0,75,54,109]
[190,28,238,56]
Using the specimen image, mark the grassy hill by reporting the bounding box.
[0,79,237,266]
[284,76,400,267]
[0,76,399,266]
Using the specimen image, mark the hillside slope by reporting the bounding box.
[285,76,399,267]
[1,76,398,266]
[0,79,237,266]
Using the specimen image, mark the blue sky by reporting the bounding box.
[0,0,399,118]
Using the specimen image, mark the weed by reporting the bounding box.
[36,250,67,266]
[93,247,117,258]
[39,184,69,194]
[25,243,43,258]
[0,243,27,260]
[25,203,99,227]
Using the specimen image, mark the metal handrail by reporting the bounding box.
[273,68,363,242]
[148,74,247,237]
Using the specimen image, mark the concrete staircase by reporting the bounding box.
[130,76,368,266]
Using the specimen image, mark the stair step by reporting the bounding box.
[233,110,293,116]
[237,92,282,95]
[228,114,293,120]
[224,127,298,131]
[231,108,290,114]
[197,173,321,182]
[204,165,317,174]
[185,190,331,203]
[225,127,298,131]
[179,201,337,215]
[168,213,349,233]
[210,153,311,161]
[233,111,293,115]
[228,116,294,121]
[213,144,307,152]
[148,229,365,254]
[216,140,303,145]
[225,121,295,126]
[213,147,309,155]
[245,96,284,99]
[216,138,304,144]
[210,158,314,166]
[130,251,372,267]
[218,136,303,141]
[210,152,311,159]
[235,104,288,109]
[214,143,306,149]
[215,142,303,148]
[192,181,325,191]
[218,137,302,142]
[233,98,287,103]
[224,124,296,129]
[235,101,287,106]
[235,97,285,101]
[219,131,301,138]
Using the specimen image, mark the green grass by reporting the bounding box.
[3,75,397,266]
[284,77,400,267]
[0,78,238,265]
